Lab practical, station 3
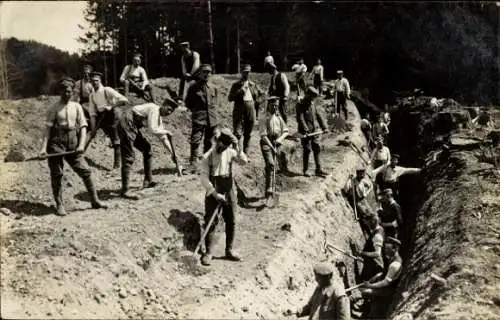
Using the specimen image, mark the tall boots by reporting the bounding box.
[82,175,107,209]
[142,155,157,189]
[313,150,328,177]
[51,175,66,216]
[113,145,121,169]
[303,150,311,177]
[120,166,139,200]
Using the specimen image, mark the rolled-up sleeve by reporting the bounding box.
[200,152,215,195]
[140,67,149,87]
[75,103,88,129]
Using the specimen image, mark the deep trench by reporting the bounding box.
[355,100,458,319]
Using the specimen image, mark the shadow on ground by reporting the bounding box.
[167,209,203,251]
[0,199,54,216]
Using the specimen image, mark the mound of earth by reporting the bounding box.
[0,74,368,319]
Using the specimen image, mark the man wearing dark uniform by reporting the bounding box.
[199,128,248,266]
[185,64,219,172]
[260,96,289,202]
[268,62,290,123]
[38,78,107,216]
[297,86,329,177]
[73,64,94,119]
[287,262,350,320]
[229,64,262,154]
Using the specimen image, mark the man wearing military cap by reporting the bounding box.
[229,64,263,154]
[185,64,222,173]
[296,86,329,177]
[285,262,350,319]
[179,41,201,102]
[88,71,129,170]
[119,53,153,101]
[199,127,248,266]
[333,70,351,119]
[38,78,107,216]
[260,96,289,203]
[343,166,374,220]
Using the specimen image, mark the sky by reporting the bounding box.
[0,1,88,54]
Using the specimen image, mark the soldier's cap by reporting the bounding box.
[180,41,190,47]
[59,77,75,88]
[307,86,319,96]
[267,96,280,102]
[200,64,212,73]
[242,64,252,72]
[90,71,103,79]
[313,262,333,276]
[218,127,235,145]
[337,70,344,74]
[386,237,402,246]
[382,188,393,195]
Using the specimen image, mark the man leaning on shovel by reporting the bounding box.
[38,78,107,216]
[297,86,329,177]
[260,96,289,205]
[199,128,248,266]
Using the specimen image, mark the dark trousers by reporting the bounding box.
[337,92,348,119]
[179,77,196,101]
[233,101,256,154]
[97,108,121,146]
[296,76,307,97]
[190,122,216,164]
[124,80,153,101]
[117,110,153,191]
[313,75,323,91]
[204,176,237,254]
[47,126,95,206]
[302,135,322,173]
[279,99,288,124]
[260,139,287,195]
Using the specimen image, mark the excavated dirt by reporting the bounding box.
[0,74,370,319]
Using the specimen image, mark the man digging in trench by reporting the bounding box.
[199,128,248,266]
[38,78,107,216]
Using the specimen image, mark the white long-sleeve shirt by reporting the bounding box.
[132,103,169,136]
[200,147,248,195]
[310,65,324,81]
[120,65,149,89]
[88,86,128,117]
[292,63,307,76]
[334,77,351,98]
[371,146,391,165]
[373,164,421,183]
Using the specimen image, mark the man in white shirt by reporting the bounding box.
[370,136,391,169]
[334,70,351,120]
[119,53,153,102]
[309,58,324,91]
[228,64,263,154]
[117,102,175,200]
[199,128,248,266]
[343,168,374,219]
[88,71,129,169]
[264,50,274,68]
[291,58,308,99]
[372,154,421,200]
[179,41,201,103]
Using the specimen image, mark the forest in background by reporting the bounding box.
[0,1,498,106]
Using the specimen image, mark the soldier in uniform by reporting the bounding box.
[38,78,107,216]
[260,96,289,202]
[228,64,263,154]
[296,86,329,177]
[88,71,129,169]
[286,262,351,320]
[199,128,248,266]
[185,64,220,172]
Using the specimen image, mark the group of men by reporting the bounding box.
[37,43,413,318]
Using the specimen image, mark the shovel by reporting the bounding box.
[325,243,364,262]
[4,150,77,163]
[167,134,183,176]
[345,272,384,293]
[266,144,280,208]
[352,177,359,221]
[180,201,224,270]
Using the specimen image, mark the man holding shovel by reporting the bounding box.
[199,128,248,266]
[38,78,107,216]
[88,71,129,170]
[297,86,329,177]
[260,96,289,205]
[117,102,176,200]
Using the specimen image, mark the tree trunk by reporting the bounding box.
[236,17,241,74]
[207,0,216,72]
[225,6,231,73]
[0,37,9,99]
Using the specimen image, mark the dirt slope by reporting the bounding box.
[0,75,369,319]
